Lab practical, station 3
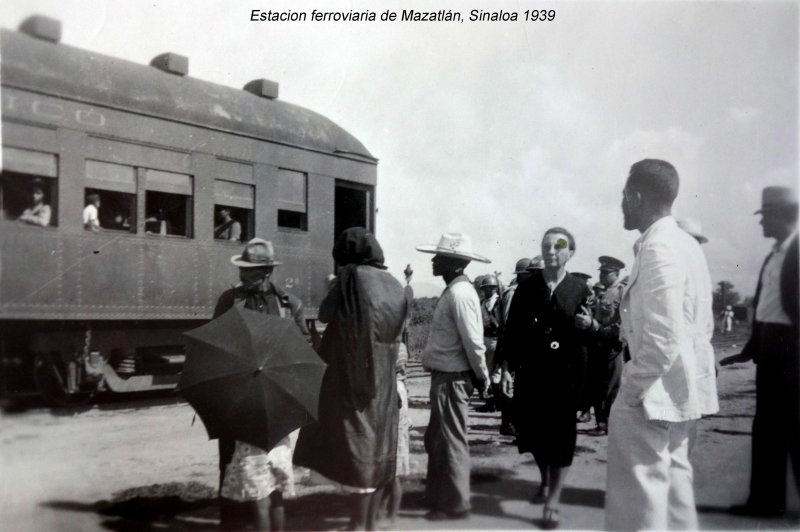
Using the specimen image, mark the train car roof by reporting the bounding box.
[0,29,376,162]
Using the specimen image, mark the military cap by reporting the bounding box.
[572,272,592,281]
[526,255,545,271]
[598,256,625,271]
[514,258,532,274]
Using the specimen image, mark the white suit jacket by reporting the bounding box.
[619,216,719,421]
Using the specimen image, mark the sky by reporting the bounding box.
[1,0,797,298]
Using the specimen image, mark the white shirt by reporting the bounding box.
[755,230,797,325]
[83,204,99,228]
[421,275,489,381]
[619,216,719,422]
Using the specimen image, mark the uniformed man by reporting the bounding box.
[212,237,308,526]
[572,271,596,423]
[477,274,503,412]
[576,255,625,435]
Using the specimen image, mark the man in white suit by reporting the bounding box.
[605,159,719,530]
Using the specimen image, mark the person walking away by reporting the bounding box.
[213,238,309,531]
[416,233,490,521]
[294,227,407,531]
[606,159,718,530]
[721,185,799,518]
[501,227,593,529]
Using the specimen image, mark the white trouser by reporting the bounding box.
[606,400,698,531]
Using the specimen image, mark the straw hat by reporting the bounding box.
[230,238,282,268]
[416,233,491,263]
[677,218,708,244]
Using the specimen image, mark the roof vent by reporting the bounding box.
[19,15,62,43]
[244,79,279,100]
[150,53,189,76]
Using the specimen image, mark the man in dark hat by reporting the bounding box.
[721,185,799,517]
[213,237,308,528]
[576,256,626,435]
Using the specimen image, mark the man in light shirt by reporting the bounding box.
[416,233,490,521]
[83,192,101,231]
[721,185,799,517]
[606,159,719,530]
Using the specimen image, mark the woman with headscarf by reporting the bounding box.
[294,227,407,531]
[499,227,592,529]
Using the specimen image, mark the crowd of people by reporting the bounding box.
[204,158,797,531]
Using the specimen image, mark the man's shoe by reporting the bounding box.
[587,422,608,436]
[425,510,470,521]
[729,503,785,517]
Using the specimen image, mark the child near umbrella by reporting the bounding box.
[220,436,295,530]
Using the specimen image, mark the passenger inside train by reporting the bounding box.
[17,180,52,227]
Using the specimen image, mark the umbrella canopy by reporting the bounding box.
[178,304,326,453]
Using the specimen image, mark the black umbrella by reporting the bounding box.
[178,304,326,453]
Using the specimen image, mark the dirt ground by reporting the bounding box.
[1,328,799,531]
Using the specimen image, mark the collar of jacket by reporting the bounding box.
[633,215,676,256]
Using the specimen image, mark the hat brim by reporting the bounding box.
[416,245,491,264]
[690,234,709,244]
[230,255,282,268]
[755,202,798,215]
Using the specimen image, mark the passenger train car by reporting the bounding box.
[0,16,377,404]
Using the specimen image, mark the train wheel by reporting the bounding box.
[33,354,93,407]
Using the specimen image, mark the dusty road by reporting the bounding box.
[1,330,798,531]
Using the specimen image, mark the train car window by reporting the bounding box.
[144,170,193,237]
[276,169,307,231]
[0,171,57,227]
[85,161,136,232]
[214,180,253,242]
[84,188,134,232]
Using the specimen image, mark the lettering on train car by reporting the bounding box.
[4,91,108,128]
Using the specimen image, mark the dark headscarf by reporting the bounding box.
[330,227,386,409]
[332,227,387,270]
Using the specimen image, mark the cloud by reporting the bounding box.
[728,106,762,126]
[608,127,705,164]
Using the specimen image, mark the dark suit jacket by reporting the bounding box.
[742,233,799,362]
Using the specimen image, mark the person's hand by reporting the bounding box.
[575,305,594,330]
[326,274,337,290]
[719,352,751,367]
[480,377,490,397]
[501,369,514,398]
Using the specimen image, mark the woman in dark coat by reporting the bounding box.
[500,227,591,529]
[294,227,407,531]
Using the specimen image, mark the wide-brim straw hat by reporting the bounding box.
[677,218,708,244]
[754,186,798,214]
[230,238,283,268]
[416,233,491,263]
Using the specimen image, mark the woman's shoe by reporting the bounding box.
[541,505,560,530]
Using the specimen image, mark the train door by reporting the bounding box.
[334,182,372,240]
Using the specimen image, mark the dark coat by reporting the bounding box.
[742,234,799,363]
[501,269,590,466]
